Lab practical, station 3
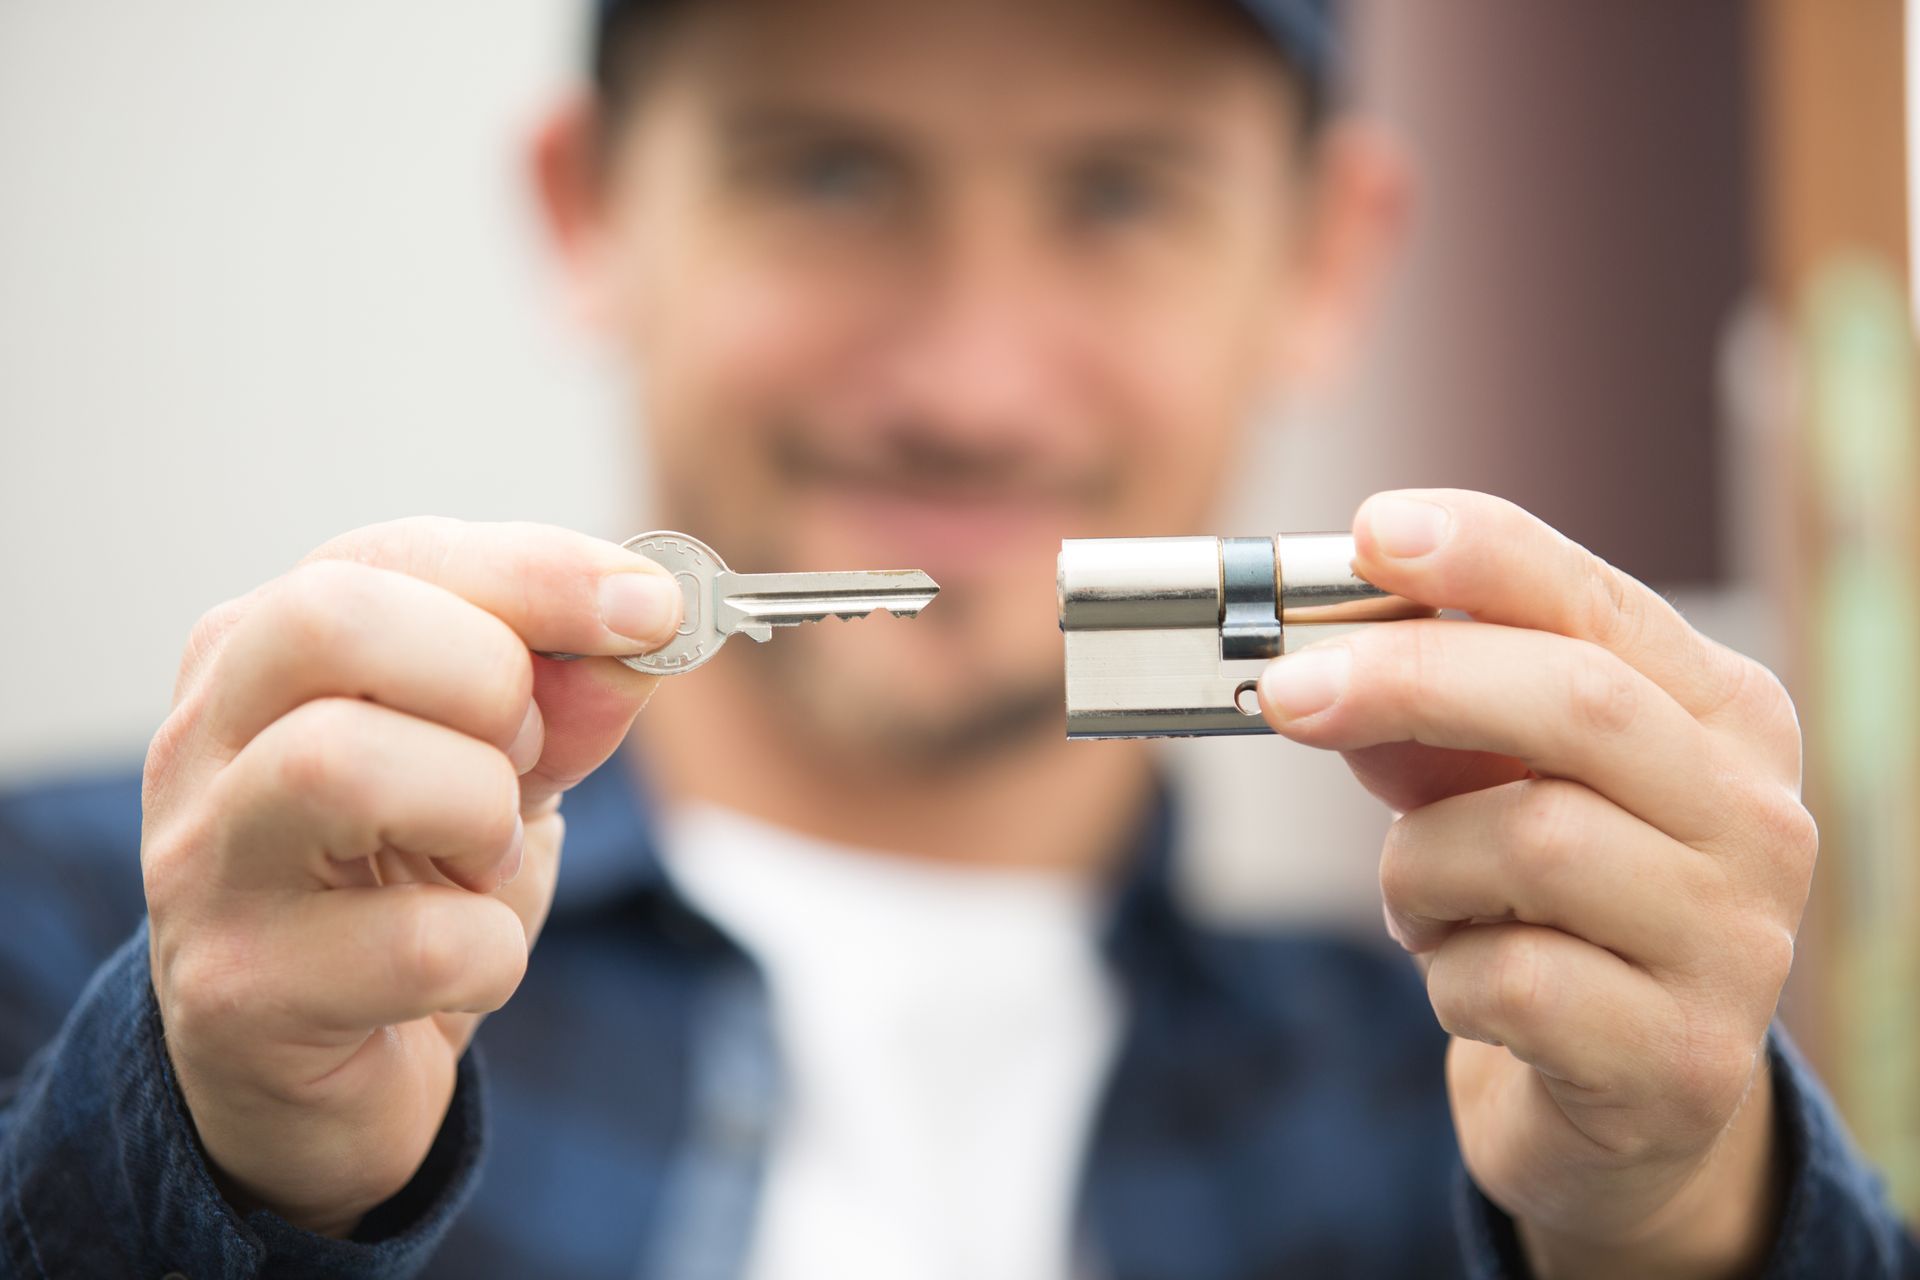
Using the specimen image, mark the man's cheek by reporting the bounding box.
[689,253,881,390]
[646,383,791,539]
[649,262,857,418]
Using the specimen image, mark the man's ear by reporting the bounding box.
[528,95,620,333]
[1273,121,1413,391]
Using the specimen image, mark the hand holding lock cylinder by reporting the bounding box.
[1057,534,1431,738]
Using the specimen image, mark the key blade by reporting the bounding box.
[715,569,940,641]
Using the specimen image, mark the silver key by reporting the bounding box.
[554,531,940,675]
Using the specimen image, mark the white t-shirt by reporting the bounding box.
[657,804,1123,1280]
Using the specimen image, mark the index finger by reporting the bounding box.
[303,517,683,658]
[1348,490,1749,725]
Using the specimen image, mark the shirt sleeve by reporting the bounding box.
[1,924,488,1280]
[1452,1024,1920,1279]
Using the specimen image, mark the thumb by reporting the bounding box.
[518,654,661,811]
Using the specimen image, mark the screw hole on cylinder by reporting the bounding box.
[1234,681,1262,715]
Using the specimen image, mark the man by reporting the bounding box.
[1,0,1915,1276]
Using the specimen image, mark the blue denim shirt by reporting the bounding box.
[1,760,1914,1279]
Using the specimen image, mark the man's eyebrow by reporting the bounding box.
[712,106,1219,171]
[1049,129,1221,173]
[714,104,903,147]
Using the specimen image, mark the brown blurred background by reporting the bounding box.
[1315,0,1920,1215]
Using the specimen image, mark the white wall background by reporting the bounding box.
[0,2,1775,924]
[0,2,631,767]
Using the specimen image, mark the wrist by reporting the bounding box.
[1519,1062,1783,1280]
[205,1163,363,1240]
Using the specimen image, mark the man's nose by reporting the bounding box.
[872,221,1079,445]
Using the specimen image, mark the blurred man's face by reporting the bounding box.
[584,0,1319,767]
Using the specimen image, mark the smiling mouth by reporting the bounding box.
[766,425,1116,565]
[768,422,1117,510]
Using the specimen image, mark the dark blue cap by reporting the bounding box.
[594,0,1338,112]
[1233,0,1338,100]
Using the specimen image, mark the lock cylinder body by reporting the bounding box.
[1058,534,1428,739]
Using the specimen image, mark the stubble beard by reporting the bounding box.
[742,611,1066,777]
[654,454,1078,775]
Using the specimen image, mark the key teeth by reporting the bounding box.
[832,602,933,622]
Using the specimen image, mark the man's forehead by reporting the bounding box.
[601,0,1328,156]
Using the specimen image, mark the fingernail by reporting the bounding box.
[599,571,682,646]
[496,815,525,890]
[1259,645,1350,721]
[506,700,542,776]
[1366,495,1452,559]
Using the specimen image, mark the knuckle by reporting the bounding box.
[307,516,462,576]
[395,897,469,1001]
[1398,620,1446,710]
[140,838,179,915]
[179,595,252,687]
[1671,1019,1761,1132]
[1578,552,1643,652]
[1745,919,1798,996]
[184,598,243,657]
[1426,968,1472,1039]
[474,626,535,734]
[270,699,367,802]
[393,515,467,584]
[1736,653,1789,714]
[402,896,529,1014]
[1587,1114,1664,1166]
[141,719,183,795]
[141,699,205,805]
[1377,816,1417,910]
[1566,649,1641,738]
[475,750,524,847]
[140,812,211,918]
[161,937,260,1044]
[1490,930,1547,1025]
[275,560,373,653]
[1730,653,1799,729]
[1746,782,1820,882]
[1503,779,1585,887]
[272,730,335,802]
[493,925,531,1004]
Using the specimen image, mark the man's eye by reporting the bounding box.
[783,145,890,207]
[1066,166,1161,228]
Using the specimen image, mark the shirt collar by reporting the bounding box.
[549,750,1189,965]
[545,749,674,915]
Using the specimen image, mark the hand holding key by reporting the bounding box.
[140,519,938,1238]
[140,519,687,1237]
[545,530,940,673]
